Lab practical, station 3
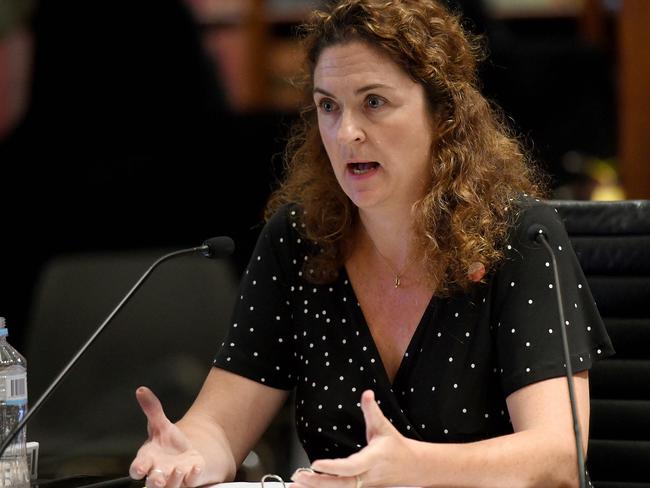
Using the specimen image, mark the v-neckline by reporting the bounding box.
[340,267,438,389]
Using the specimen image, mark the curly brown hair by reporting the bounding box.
[266,0,543,295]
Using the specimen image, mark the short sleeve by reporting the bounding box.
[213,206,298,390]
[493,199,615,396]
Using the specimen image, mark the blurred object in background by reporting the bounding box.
[553,150,625,201]
[452,0,617,195]
[0,0,280,347]
[618,0,650,199]
[184,0,322,112]
[587,157,626,201]
[0,0,35,139]
[484,0,584,18]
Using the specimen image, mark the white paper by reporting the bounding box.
[213,483,289,488]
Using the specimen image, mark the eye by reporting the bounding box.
[366,95,386,109]
[317,98,338,113]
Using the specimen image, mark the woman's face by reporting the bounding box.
[314,40,435,211]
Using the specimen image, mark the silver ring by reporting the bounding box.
[355,475,363,488]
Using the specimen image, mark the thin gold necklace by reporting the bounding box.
[367,237,414,288]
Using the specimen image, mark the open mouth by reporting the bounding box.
[348,162,380,175]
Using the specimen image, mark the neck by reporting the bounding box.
[357,205,417,270]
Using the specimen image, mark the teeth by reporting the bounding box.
[349,162,379,175]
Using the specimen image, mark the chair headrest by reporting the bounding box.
[551,200,650,236]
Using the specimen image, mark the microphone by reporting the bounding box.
[201,236,235,259]
[527,224,586,488]
[0,237,235,457]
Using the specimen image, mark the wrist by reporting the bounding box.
[406,438,470,488]
[404,437,438,487]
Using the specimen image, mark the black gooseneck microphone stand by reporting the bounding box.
[529,225,586,488]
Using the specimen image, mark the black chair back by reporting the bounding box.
[554,200,650,488]
[24,249,239,477]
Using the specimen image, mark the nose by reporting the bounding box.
[336,110,365,145]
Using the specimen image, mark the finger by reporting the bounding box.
[165,468,185,488]
[145,468,167,488]
[130,453,153,480]
[292,470,356,488]
[360,390,391,441]
[136,386,172,433]
[183,465,203,487]
[310,448,372,478]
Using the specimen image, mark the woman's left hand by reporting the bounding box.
[291,390,420,488]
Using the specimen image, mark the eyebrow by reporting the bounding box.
[313,83,393,97]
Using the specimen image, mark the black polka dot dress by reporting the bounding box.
[213,199,614,462]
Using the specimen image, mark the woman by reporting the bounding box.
[130,1,613,486]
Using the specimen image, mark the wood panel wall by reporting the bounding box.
[619,0,650,198]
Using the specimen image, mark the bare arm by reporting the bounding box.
[295,371,589,488]
[179,367,290,468]
[130,367,289,487]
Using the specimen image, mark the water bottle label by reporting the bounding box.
[0,373,27,404]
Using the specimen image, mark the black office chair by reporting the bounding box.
[554,200,650,488]
[24,249,240,477]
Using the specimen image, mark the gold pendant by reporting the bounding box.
[394,276,401,288]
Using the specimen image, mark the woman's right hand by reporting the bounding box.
[130,369,288,487]
[129,386,208,488]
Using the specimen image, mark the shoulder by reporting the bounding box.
[507,196,568,248]
[265,203,300,231]
[262,203,306,241]
[491,195,573,282]
[257,203,315,265]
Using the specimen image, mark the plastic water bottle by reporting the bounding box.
[0,318,29,488]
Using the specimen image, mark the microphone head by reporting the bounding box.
[526,224,549,244]
[201,236,235,259]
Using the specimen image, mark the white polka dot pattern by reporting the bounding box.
[213,200,614,461]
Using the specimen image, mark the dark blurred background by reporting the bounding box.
[0,0,648,480]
